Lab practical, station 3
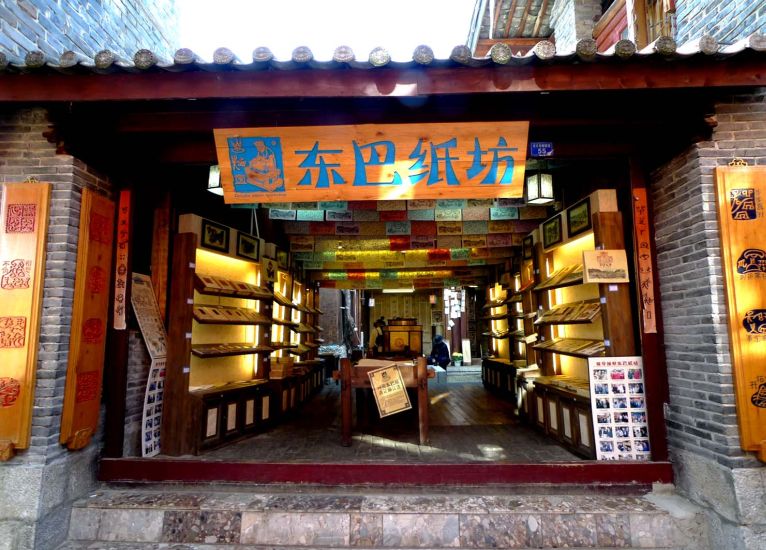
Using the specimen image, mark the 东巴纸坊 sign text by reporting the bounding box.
[214,122,529,204]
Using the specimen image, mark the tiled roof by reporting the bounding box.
[1,33,763,73]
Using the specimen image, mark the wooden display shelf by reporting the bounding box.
[533,338,605,359]
[290,323,317,334]
[287,344,312,355]
[270,342,299,350]
[314,338,325,343]
[294,359,323,366]
[482,312,511,321]
[303,342,320,349]
[482,331,510,339]
[482,298,510,310]
[193,306,272,325]
[194,274,272,301]
[191,343,275,358]
[273,293,296,308]
[271,318,299,328]
[535,300,601,326]
[188,379,269,397]
[313,325,324,332]
[534,265,586,291]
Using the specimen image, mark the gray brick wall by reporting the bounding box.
[551,0,602,52]
[0,0,179,60]
[124,330,151,457]
[676,0,766,45]
[651,90,766,470]
[0,107,113,549]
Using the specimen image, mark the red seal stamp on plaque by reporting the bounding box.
[0,377,21,407]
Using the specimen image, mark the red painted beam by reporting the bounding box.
[1,58,764,102]
[99,458,673,486]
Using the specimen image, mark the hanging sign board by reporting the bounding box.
[632,189,657,333]
[367,365,412,417]
[60,189,115,450]
[715,165,766,462]
[0,182,51,460]
[214,122,529,203]
[113,190,131,330]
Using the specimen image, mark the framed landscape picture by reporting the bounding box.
[236,232,260,261]
[522,235,534,259]
[567,197,592,238]
[542,215,563,249]
[200,219,229,253]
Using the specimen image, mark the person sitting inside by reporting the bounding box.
[429,334,451,369]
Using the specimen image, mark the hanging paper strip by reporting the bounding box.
[407,199,436,210]
[296,209,324,221]
[379,210,408,222]
[320,201,347,210]
[436,199,467,209]
[60,189,115,450]
[326,210,353,221]
[407,209,435,221]
[0,182,51,461]
[435,209,462,221]
[113,190,131,330]
[353,210,380,221]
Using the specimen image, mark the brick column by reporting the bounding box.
[550,0,603,52]
[0,108,113,550]
[651,90,766,550]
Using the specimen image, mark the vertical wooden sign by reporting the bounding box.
[632,188,657,334]
[113,190,131,330]
[60,189,115,450]
[715,165,766,462]
[0,183,51,460]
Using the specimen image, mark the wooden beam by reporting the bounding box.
[1,60,763,102]
[503,0,519,38]
[533,0,550,36]
[516,0,533,37]
[492,0,504,39]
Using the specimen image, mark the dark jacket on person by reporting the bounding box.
[429,337,451,368]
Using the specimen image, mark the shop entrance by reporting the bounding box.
[57,87,711,484]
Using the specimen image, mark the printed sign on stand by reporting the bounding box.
[589,356,651,461]
[368,365,412,417]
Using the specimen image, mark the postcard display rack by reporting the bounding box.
[481,278,530,401]
[527,190,635,459]
[269,270,324,421]
[163,223,324,456]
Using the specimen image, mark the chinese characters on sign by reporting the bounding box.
[368,365,412,417]
[215,122,529,203]
[0,182,51,459]
[60,189,115,451]
[633,189,657,333]
[131,273,168,457]
[589,357,651,461]
[113,190,131,330]
[715,166,766,462]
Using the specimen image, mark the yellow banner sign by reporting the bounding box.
[215,122,529,203]
[0,183,51,460]
[715,166,766,462]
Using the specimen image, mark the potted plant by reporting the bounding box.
[451,352,463,366]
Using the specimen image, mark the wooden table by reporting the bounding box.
[335,357,434,446]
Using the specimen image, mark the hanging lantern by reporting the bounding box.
[526,171,554,205]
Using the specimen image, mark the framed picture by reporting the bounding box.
[431,310,444,325]
[200,219,229,253]
[236,232,260,261]
[276,249,289,269]
[522,235,534,260]
[567,197,592,238]
[542,215,562,249]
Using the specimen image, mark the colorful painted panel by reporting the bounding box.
[715,166,766,462]
[215,122,529,203]
[0,183,50,460]
[60,189,115,451]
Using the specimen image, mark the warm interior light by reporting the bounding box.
[526,172,554,205]
[382,288,415,294]
[207,165,223,195]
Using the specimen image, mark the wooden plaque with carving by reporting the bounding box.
[60,189,116,450]
[0,183,51,460]
[715,166,766,462]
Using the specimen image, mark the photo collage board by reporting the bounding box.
[588,356,651,461]
[131,273,168,458]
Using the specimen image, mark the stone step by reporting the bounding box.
[64,487,708,549]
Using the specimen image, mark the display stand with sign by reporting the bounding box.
[336,357,434,446]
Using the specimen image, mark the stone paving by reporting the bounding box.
[60,487,708,549]
[194,376,578,464]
